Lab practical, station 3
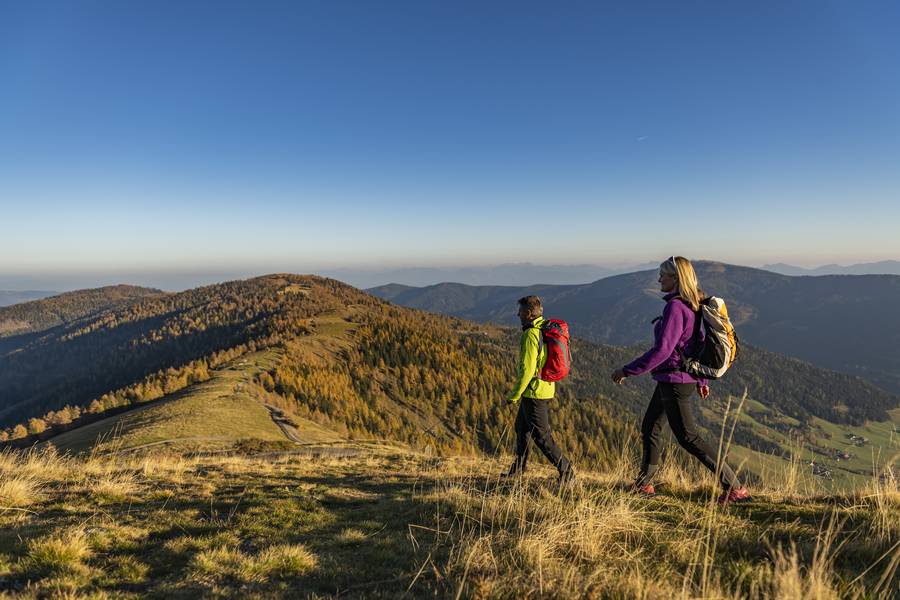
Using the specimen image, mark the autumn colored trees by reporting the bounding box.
[261,305,637,466]
[2,275,637,465]
[0,275,378,440]
[2,273,817,466]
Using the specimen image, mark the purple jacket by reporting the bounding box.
[622,293,706,385]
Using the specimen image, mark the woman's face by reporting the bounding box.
[658,270,677,293]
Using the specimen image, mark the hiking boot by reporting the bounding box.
[500,463,525,480]
[629,482,656,497]
[558,466,576,489]
[717,487,751,506]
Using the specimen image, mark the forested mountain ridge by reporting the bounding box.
[368,262,900,394]
[0,275,635,466]
[2,275,896,487]
[0,284,164,339]
[0,276,361,429]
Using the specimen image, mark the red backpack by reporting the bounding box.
[534,319,572,382]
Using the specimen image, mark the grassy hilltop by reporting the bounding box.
[1,443,898,598]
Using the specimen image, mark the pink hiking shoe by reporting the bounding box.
[717,487,752,506]
[629,482,656,497]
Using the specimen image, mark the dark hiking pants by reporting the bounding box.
[637,382,741,490]
[512,397,571,476]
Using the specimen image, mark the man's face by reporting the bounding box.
[517,305,530,322]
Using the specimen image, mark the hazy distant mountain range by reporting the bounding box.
[0,290,56,307]
[369,262,900,395]
[0,263,654,293]
[322,262,659,288]
[762,260,900,276]
[329,259,900,288]
[2,260,896,294]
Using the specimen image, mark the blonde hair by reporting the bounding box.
[660,256,704,311]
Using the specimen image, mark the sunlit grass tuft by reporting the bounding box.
[337,527,367,544]
[190,543,317,583]
[0,473,42,510]
[84,473,139,502]
[19,529,92,577]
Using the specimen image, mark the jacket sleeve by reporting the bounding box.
[622,302,685,376]
[508,328,540,401]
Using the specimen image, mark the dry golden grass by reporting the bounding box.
[20,528,92,577]
[0,473,42,510]
[136,453,192,482]
[84,472,139,501]
[337,527,368,543]
[1,447,68,482]
[749,515,851,599]
[190,543,317,583]
[0,449,60,513]
[0,439,897,598]
[857,476,900,542]
[417,444,900,600]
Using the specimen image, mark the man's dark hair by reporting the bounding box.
[518,295,543,319]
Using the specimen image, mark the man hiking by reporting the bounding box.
[505,295,575,486]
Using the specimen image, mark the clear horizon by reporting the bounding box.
[2,257,899,293]
[2,2,899,278]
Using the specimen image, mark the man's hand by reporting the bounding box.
[507,395,520,405]
[611,369,627,384]
[697,384,710,399]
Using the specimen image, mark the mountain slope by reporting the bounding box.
[0,276,354,428]
[39,350,301,454]
[368,261,900,393]
[3,274,896,492]
[1,276,636,469]
[0,284,164,341]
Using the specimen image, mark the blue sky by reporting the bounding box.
[2,1,899,288]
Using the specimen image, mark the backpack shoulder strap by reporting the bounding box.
[525,322,544,379]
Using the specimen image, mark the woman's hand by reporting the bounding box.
[611,369,627,384]
[697,384,710,399]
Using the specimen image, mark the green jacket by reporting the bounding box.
[508,316,555,401]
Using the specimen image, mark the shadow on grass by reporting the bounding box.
[1,470,451,599]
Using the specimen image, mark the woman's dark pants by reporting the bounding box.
[637,382,741,490]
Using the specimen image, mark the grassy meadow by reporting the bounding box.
[34,350,344,455]
[1,440,898,599]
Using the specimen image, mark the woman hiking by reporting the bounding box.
[611,256,751,505]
